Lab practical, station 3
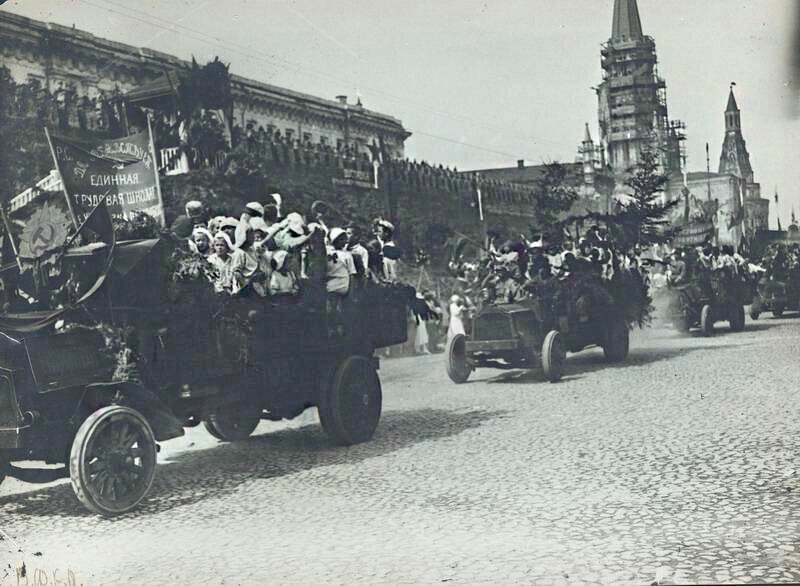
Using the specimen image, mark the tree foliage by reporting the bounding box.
[529,162,579,235]
[618,146,678,247]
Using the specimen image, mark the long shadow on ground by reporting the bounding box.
[471,338,753,386]
[0,407,502,521]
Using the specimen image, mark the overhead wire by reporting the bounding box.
[80,0,579,158]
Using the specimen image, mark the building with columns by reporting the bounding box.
[0,11,410,159]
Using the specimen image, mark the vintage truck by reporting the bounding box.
[669,271,747,335]
[0,237,412,516]
[446,273,632,384]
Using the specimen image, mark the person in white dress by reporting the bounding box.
[447,295,466,341]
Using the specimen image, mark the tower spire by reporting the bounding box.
[726,86,739,113]
[611,0,644,43]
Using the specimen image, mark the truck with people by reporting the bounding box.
[0,229,417,516]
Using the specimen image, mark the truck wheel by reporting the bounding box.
[203,404,261,442]
[729,305,746,332]
[446,334,472,384]
[773,306,784,318]
[749,307,760,320]
[541,330,565,383]
[700,304,714,336]
[319,355,382,446]
[69,405,157,516]
[603,318,629,363]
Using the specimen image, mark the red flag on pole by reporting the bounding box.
[47,130,164,225]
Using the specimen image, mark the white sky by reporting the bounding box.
[4,0,799,228]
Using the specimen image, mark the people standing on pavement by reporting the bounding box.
[447,294,466,340]
[413,291,431,354]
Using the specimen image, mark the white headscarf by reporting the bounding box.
[213,231,235,253]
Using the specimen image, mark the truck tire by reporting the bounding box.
[700,304,714,336]
[729,305,745,332]
[603,318,629,363]
[541,330,565,383]
[319,355,382,446]
[69,405,157,516]
[203,404,261,442]
[446,334,472,384]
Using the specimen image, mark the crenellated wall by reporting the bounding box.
[161,146,543,264]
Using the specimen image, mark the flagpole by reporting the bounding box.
[146,114,167,227]
[63,190,112,250]
[43,126,79,230]
[0,206,23,272]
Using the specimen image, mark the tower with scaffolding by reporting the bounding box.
[596,0,685,183]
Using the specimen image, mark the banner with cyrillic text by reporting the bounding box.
[49,131,164,225]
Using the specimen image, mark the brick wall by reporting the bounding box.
[162,147,540,265]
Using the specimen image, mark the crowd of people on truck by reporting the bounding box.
[171,196,406,304]
[757,242,800,282]
[661,244,748,284]
[462,225,646,306]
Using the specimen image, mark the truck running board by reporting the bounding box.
[6,464,69,483]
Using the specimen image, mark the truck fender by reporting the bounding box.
[78,382,185,442]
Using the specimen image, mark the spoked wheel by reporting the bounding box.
[69,406,157,516]
[446,333,472,384]
[700,304,714,336]
[541,330,565,383]
[319,355,382,446]
[603,317,630,363]
[203,404,261,442]
[729,305,746,332]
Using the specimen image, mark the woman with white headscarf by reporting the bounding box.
[248,216,274,296]
[207,232,244,295]
[274,212,315,251]
[269,250,299,299]
[189,227,214,258]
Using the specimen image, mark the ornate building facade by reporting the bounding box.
[596,0,684,181]
[664,88,769,248]
[0,11,410,159]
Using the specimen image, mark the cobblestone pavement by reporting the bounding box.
[1,316,800,585]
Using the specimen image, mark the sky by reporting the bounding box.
[4,0,799,228]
